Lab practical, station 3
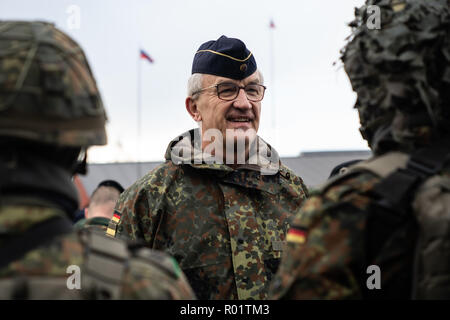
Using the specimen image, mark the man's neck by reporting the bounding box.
[86,203,115,220]
[201,140,251,165]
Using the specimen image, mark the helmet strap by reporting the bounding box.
[72,148,87,175]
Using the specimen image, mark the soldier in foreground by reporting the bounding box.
[110,35,309,299]
[269,0,450,299]
[0,20,195,300]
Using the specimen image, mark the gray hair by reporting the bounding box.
[187,73,204,97]
[187,70,264,98]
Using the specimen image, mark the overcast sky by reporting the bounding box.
[0,0,369,163]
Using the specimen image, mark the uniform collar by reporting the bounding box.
[164,128,283,194]
[165,128,281,175]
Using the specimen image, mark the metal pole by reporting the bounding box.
[270,21,276,144]
[137,52,142,179]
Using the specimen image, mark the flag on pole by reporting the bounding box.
[269,19,275,29]
[140,49,154,63]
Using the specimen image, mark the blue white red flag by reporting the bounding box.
[140,49,154,63]
[269,19,275,29]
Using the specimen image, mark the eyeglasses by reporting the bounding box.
[192,82,267,102]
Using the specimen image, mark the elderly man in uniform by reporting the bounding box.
[109,35,309,300]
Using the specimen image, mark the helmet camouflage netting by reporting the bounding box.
[341,0,450,154]
[0,21,107,147]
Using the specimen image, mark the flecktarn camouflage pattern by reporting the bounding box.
[112,129,309,300]
[269,157,432,299]
[269,149,450,299]
[0,205,196,299]
[269,172,384,299]
[269,0,450,299]
[0,20,107,147]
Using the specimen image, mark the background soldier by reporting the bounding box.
[0,20,195,300]
[269,0,450,299]
[111,35,309,300]
[75,180,125,231]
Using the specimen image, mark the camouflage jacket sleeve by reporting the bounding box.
[269,172,380,299]
[113,163,176,244]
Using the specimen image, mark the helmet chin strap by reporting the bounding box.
[72,148,87,175]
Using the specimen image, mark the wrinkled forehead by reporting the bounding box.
[203,71,261,86]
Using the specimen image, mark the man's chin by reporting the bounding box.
[225,127,257,136]
[223,127,257,148]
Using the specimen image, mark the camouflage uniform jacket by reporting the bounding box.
[74,216,110,232]
[268,158,450,299]
[112,129,309,300]
[0,198,196,300]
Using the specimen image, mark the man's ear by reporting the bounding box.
[185,97,202,122]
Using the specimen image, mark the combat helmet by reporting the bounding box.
[0,21,107,148]
[341,0,450,154]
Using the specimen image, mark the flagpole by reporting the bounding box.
[137,51,142,179]
[269,20,276,144]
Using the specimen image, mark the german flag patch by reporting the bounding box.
[106,210,122,238]
[111,212,121,223]
[286,226,307,244]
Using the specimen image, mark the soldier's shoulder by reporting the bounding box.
[124,161,183,193]
[0,205,84,273]
[147,160,182,180]
[322,169,380,199]
[74,229,178,281]
[289,170,380,231]
[279,163,309,196]
[56,230,192,299]
[1,231,84,279]
[106,238,196,299]
[296,170,381,219]
[76,230,184,283]
[2,229,193,299]
[128,246,182,278]
[279,163,297,178]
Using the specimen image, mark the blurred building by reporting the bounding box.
[79,150,371,197]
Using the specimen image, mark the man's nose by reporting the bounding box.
[232,88,252,109]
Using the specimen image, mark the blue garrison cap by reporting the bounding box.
[192,35,257,80]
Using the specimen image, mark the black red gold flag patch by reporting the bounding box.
[286,227,307,244]
[106,210,121,237]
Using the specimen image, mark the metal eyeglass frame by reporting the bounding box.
[192,83,267,102]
